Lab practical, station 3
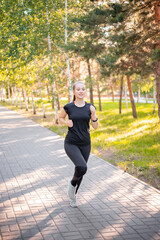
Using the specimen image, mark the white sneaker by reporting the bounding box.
[67,181,78,207]
[67,181,76,200]
[70,198,77,208]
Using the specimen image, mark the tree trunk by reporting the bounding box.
[119,75,123,114]
[1,86,4,101]
[53,85,58,123]
[127,76,137,118]
[38,81,46,118]
[146,93,148,103]
[155,62,160,118]
[97,80,102,111]
[65,0,72,102]
[155,0,160,24]
[46,4,58,123]
[125,80,128,110]
[66,53,72,102]
[4,86,7,102]
[8,83,11,104]
[23,89,28,111]
[87,59,94,104]
[137,85,140,103]
[51,86,54,109]
[19,88,23,109]
[31,89,36,114]
[0,86,2,101]
[97,63,102,111]
[15,85,18,107]
[57,94,60,110]
[46,83,50,101]
[153,79,156,114]
[111,87,114,102]
[2,84,6,102]
[154,1,160,118]
[22,89,24,101]
[71,59,75,79]
[11,87,15,105]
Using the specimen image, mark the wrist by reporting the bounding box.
[91,114,97,120]
[92,117,98,122]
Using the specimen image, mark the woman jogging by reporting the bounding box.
[59,81,98,207]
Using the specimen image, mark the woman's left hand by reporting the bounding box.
[90,105,97,120]
[90,105,96,115]
[90,105,98,129]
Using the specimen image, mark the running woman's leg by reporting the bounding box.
[64,143,90,187]
[75,144,91,194]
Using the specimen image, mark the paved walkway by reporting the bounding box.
[0,105,160,240]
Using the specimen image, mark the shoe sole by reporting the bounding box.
[70,203,78,208]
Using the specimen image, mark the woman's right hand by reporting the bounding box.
[67,120,73,127]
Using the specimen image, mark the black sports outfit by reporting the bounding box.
[64,101,93,193]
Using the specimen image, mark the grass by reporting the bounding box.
[1,98,160,189]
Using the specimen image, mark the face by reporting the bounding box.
[74,83,86,99]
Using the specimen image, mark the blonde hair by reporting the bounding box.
[73,81,85,101]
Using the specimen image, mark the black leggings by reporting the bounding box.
[64,142,91,194]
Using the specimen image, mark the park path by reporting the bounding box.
[0,104,160,240]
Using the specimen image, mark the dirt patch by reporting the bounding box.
[135,168,160,190]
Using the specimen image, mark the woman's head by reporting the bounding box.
[73,81,86,101]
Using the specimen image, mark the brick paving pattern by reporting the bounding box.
[0,104,160,240]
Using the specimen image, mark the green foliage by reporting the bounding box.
[67,2,106,61]
[0,0,97,99]
[79,0,159,79]
[151,49,160,62]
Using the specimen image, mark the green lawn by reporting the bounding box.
[1,99,160,189]
[91,102,160,171]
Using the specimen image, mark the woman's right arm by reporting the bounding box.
[59,108,73,127]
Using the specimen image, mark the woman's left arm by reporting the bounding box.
[90,105,99,129]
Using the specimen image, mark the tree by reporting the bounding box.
[66,6,106,104]
[111,0,160,117]
[119,75,123,114]
[86,0,159,118]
